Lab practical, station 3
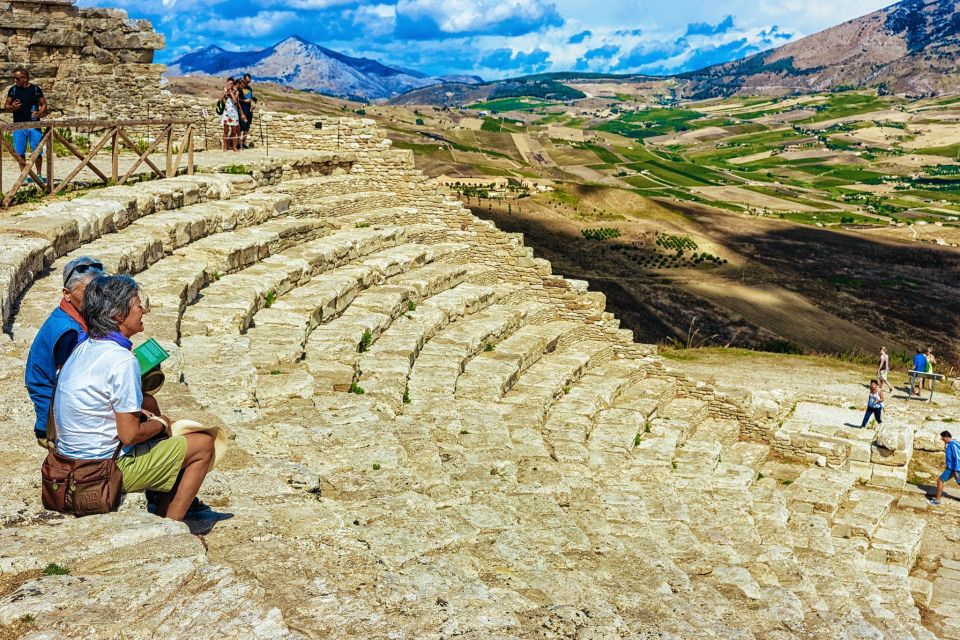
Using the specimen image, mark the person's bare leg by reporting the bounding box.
[223,124,229,151]
[161,432,214,521]
[936,476,945,501]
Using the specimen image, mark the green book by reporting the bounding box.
[134,338,168,374]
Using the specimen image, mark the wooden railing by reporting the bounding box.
[0,119,196,207]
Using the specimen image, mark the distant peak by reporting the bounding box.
[276,35,313,46]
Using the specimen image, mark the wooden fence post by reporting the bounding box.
[187,125,194,175]
[165,125,173,177]
[46,127,53,194]
[112,127,119,182]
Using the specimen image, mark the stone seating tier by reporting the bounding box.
[0,140,947,639]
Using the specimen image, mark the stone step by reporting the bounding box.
[455,319,579,400]
[613,376,679,421]
[720,441,770,470]
[140,218,343,342]
[659,397,710,426]
[832,489,895,538]
[867,512,926,570]
[309,279,496,393]
[399,301,550,411]
[180,228,411,337]
[10,191,291,339]
[787,467,859,517]
[540,358,649,464]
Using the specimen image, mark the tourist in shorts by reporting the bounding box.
[53,275,214,520]
[929,431,960,506]
[859,379,884,429]
[3,67,47,181]
[923,348,937,391]
[910,347,928,396]
[238,73,256,149]
[219,77,245,152]
[877,346,893,393]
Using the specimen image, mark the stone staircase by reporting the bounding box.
[0,132,951,639]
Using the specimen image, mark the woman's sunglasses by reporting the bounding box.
[65,262,104,282]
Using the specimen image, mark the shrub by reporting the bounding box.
[408,301,417,311]
[484,343,495,352]
[581,227,622,240]
[221,164,249,175]
[263,290,277,308]
[403,385,411,404]
[349,382,365,395]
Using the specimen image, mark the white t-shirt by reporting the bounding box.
[54,338,142,459]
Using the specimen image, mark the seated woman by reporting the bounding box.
[53,275,214,521]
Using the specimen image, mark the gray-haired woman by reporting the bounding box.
[53,275,214,521]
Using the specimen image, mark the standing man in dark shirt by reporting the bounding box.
[238,73,256,149]
[3,67,47,181]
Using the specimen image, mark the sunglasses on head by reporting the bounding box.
[66,262,104,281]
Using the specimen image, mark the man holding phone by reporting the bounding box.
[3,67,48,181]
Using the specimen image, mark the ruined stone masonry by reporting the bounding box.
[0,0,166,119]
[1,5,959,638]
[0,107,957,639]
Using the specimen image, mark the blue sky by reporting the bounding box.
[82,0,894,78]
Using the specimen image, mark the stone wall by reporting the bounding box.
[0,0,166,119]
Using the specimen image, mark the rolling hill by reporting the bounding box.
[679,0,960,98]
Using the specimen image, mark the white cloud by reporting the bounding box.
[350,4,397,36]
[397,0,560,35]
[194,10,297,37]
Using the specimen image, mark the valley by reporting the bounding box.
[166,75,960,370]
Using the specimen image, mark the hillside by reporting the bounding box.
[680,0,960,98]
[166,36,476,100]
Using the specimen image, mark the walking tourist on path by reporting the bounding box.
[911,347,928,396]
[219,77,245,152]
[923,348,937,391]
[52,275,215,521]
[877,346,893,393]
[25,257,104,449]
[859,379,885,428]
[239,73,256,149]
[2,66,48,181]
[929,431,960,506]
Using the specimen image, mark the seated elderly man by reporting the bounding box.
[25,256,104,449]
[53,275,215,521]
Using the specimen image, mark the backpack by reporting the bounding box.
[214,99,225,115]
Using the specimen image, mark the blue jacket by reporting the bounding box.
[913,353,928,372]
[25,307,82,438]
[947,440,960,472]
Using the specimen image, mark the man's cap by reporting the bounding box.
[62,256,104,286]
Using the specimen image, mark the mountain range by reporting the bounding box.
[679,0,960,98]
[168,0,960,102]
[166,36,481,100]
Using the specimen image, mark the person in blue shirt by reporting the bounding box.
[930,431,960,506]
[25,257,104,449]
[911,347,928,396]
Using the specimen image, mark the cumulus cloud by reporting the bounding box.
[568,29,591,44]
[479,47,552,73]
[194,10,297,37]
[394,0,563,39]
[686,15,734,36]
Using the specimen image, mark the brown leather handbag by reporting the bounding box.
[40,444,124,517]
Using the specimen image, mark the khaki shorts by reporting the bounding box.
[117,436,187,493]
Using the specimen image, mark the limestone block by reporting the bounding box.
[914,423,948,451]
[788,467,858,516]
[869,464,907,490]
[875,422,912,452]
[870,443,910,467]
[870,514,925,568]
[848,441,872,463]
[847,460,873,483]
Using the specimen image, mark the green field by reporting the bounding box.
[468,97,556,113]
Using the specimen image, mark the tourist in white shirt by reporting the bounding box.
[54,275,214,521]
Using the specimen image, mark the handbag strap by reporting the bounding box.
[45,377,58,443]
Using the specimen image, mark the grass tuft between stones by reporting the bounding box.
[43,563,69,576]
